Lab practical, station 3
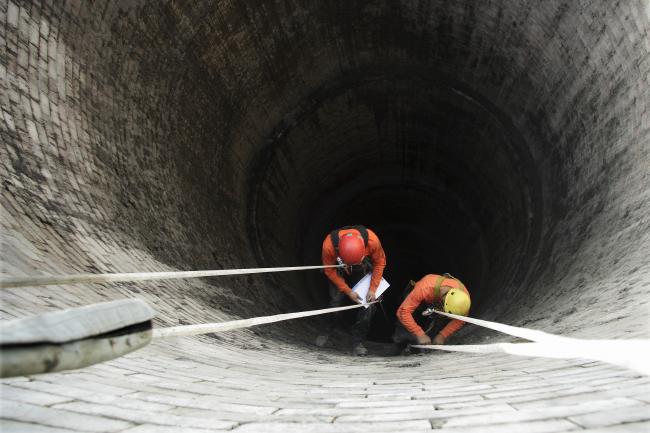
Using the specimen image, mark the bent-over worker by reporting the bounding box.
[394,274,471,347]
[316,225,386,356]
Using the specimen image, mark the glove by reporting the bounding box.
[347,291,363,304]
[433,334,446,345]
[416,334,432,345]
[366,291,376,303]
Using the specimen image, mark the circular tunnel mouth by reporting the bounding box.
[2,0,646,364]
[2,10,650,432]
[2,5,650,430]
[248,70,543,349]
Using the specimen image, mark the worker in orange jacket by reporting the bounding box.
[316,225,386,356]
[394,274,471,347]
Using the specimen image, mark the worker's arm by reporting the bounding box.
[367,231,386,294]
[322,238,352,295]
[396,284,428,337]
[436,319,465,343]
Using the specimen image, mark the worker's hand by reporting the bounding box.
[416,334,432,345]
[433,334,446,345]
[366,291,376,303]
[347,291,363,304]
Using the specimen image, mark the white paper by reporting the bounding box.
[352,273,390,308]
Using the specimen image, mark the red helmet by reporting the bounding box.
[338,233,366,265]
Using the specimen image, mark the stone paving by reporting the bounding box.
[2,0,650,432]
[2,333,649,432]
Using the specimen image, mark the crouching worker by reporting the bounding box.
[393,274,471,348]
[316,225,386,356]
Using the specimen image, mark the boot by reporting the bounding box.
[352,342,368,356]
[315,334,329,347]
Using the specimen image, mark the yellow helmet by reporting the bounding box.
[443,289,471,316]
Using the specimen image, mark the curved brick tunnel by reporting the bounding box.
[1,1,649,432]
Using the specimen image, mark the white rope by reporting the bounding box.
[0,264,343,289]
[413,309,650,375]
[429,310,572,343]
[413,340,650,376]
[153,302,376,339]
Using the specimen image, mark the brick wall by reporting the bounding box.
[1,1,649,430]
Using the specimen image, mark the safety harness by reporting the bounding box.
[421,273,467,318]
[432,273,467,300]
[329,225,369,251]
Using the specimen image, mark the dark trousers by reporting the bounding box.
[325,259,376,345]
[328,284,376,345]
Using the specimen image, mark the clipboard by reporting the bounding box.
[352,273,390,308]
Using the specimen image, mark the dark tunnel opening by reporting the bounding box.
[248,72,541,346]
[1,1,650,428]
[1,1,648,359]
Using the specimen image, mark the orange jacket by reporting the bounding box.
[321,228,386,295]
[397,274,470,339]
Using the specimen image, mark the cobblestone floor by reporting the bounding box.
[1,1,649,431]
[2,334,649,432]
